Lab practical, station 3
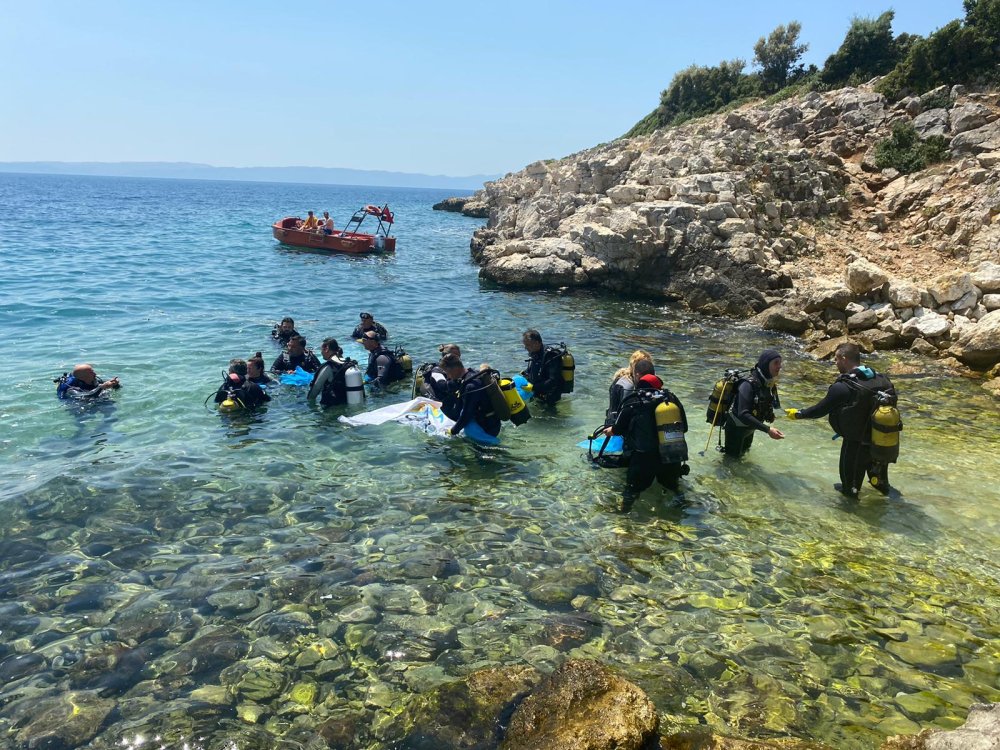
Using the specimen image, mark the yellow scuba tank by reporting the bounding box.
[870,404,902,462]
[656,399,688,463]
[560,345,575,393]
[400,352,412,373]
[706,374,737,425]
[500,377,530,425]
[483,370,511,421]
[219,393,238,410]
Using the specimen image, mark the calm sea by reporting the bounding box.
[0,173,998,749]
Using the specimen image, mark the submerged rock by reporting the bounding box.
[880,702,1000,749]
[501,659,658,750]
[14,690,115,748]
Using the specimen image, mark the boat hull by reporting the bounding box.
[272,219,396,254]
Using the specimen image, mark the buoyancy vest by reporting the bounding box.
[727,372,777,427]
[317,360,349,406]
[366,346,404,384]
[830,370,896,443]
[620,388,688,456]
[55,374,76,398]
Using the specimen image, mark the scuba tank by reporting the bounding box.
[870,396,902,463]
[345,361,365,405]
[706,369,741,424]
[558,344,575,393]
[481,370,511,421]
[655,397,689,463]
[393,346,413,373]
[413,363,435,399]
[499,377,530,426]
[219,372,244,411]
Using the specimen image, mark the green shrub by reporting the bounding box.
[821,11,906,87]
[872,121,950,173]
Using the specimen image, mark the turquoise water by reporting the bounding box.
[1,173,998,749]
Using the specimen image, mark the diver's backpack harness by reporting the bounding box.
[54,373,74,399]
[837,373,902,463]
[703,368,746,455]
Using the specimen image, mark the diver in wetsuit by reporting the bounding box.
[723,349,785,457]
[521,329,564,407]
[308,338,351,406]
[786,342,899,498]
[271,317,299,346]
[247,353,273,386]
[352,312,388,342]
[361,331,404,390]
[56,363,121,400]
[441,354,501,438]
[215,359,270,409]
[271,335,321,374]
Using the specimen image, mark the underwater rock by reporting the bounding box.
[660,730,834,748]
[14,690,115,749]
[886,637,958,668]
[206,589,259,613]
[501,659,658,750]
[880,702,1000,749]
[234,657,288,701]
[162,625,249,677]
[393,663,540,749]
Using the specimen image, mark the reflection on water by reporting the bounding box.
[1,174,999,749]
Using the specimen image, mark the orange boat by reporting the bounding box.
[272,204,397,254]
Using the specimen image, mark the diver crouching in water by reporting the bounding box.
[609,360,689,512]
[56,363,121,400]
[722,349,784,457]
[215,358,270,410]
[440,353,501,440]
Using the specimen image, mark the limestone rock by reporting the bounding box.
[983,378,1000,398]
[951,120,1000,153]
[808,335,872,360]
[911,338,939,357]
[888,280,923,308]
[805,285,854,313]
[984,294,1000,311]
[972,262,1000,293]
[913,108,949,137]
[846,258,889,295]
[927,271,975,305]
[952,309,1000,369]
[949,103,994,134]
[434,196,473,212]
[902,309,952,339]
[502,659,658,750]
[751,305,811,335]
[883,702,1000,750]
[848,309,878,331]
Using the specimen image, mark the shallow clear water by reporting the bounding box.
[0,173,998,749]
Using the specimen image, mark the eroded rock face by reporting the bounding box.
[501,659,658,750]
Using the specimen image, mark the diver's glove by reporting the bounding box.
[784,408,800,420]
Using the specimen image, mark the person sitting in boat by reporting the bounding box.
[270,335,321,374]
[247,352,273,386]
[56,363,121,400]
[271,317,299,346]
[300,210,320,232]
[361,331,404,390]
[322,212,335,235]
[352,312,388,342]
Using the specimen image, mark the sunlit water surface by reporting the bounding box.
[0,173,998,749]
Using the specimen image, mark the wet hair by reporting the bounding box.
[612,349,653,385]
[835,342,861,364]
[440,353,464,371]
[322,338,343,357]
[248,352,265,372]
[289,335,306,348]
[228,358,248,378]
[633,359,655,378]
[439,343,461,357]
[281,317,294,327]
[522,329,543,345]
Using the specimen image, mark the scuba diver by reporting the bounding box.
[270,335,321,374]
[55,363,121,400]
[247,353,273,386]
[416,344,461,401]
[214,359,270,410]
[721,349,785,457]
[521,329,572,407]
[609,361,689,512]
[308,338,354,407]
[785,342,900,498]
[352,312,389,342]
[361,331,405,390]
[440,354,502,439]
[271,317,299,346]
[605,349,654,428]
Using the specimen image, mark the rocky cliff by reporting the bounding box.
[465,85,1000,379]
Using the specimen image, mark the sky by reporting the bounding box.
[0,1,965,177]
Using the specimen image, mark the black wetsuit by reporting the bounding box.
[523,347,564,406]
[451,369,501,437]
[308,359,349,406]
[249,373,274,386]
[214,376,270,409]
[723,368,778,457]
[605,375,634,427]
[351,321,388,341]
[612,388,688,505]
[365,346,404,389]
[421,365,459,415]
[271,327,300,346]
[58,376,115,401]
[271,349,321,374]
[798,367,897,495]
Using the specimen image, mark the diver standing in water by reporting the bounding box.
[215,359,270,410]
[361,331,405,390]
[308,338,351,406]
[441,353,502,439]
[271,335,321,374]
[722,349,784,457]
[521,329,571,407]
[785,342,900,498]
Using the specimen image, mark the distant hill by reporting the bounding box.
[0,161,499,191]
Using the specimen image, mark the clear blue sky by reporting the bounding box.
[0,1,964,176]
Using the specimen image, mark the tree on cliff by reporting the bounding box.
[753,22,809,92]
[655,60,755,126]
[820,12,913,86]
[877,0,1000,99]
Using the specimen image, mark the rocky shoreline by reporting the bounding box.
[451,84,1000,395]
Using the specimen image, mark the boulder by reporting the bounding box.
[952,309,1000,369]
[984,294,1000,311]
[913,108,949,137]
[927,271,975,305]
[848,309,878,331]
[845,258,889,295]
[983,378,1000,398]
[911,338,939,356]
[865,330,901,350]
[951,120,1000,154]
[805,285,854,313]
[888,280,923,308]
[751,305,811,335]
[949,103,994,134]
[809,335,871,360]
[902,309,952,339]
[433,196,473,212]
[502,660,658,750]
[972,262,1000,293]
